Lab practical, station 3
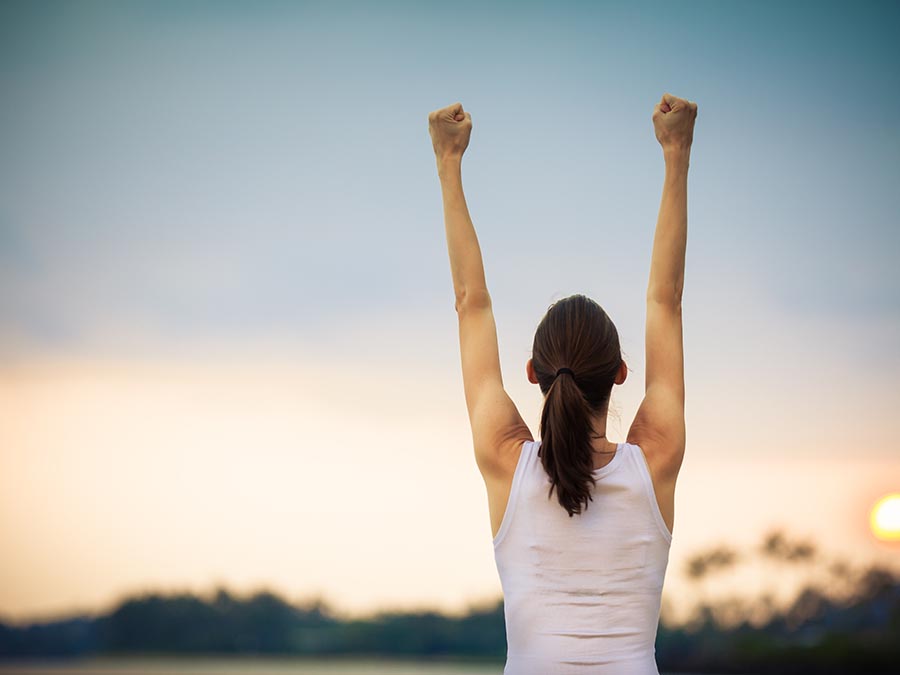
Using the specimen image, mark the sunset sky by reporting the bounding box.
[1,0,898,625]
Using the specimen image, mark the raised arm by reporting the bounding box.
[627,93,697,478]
[427,102,532,479]
[428,103,484,304]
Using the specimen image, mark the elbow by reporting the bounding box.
[647,283,683,307]
[455,286,492,313]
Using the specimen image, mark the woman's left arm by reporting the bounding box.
[428,103,533,476]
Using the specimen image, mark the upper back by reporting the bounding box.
[493,439,672,672]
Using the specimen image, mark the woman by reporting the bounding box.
[428,92,697,674]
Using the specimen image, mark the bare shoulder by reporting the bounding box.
[626,385,685,484]
[626,427,684,483]
[477,431,532,484]
[496,434,533,477]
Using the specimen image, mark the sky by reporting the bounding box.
[1,0,899,624]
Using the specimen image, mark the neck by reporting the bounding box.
[589,416,615,454]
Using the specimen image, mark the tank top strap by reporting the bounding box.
[626,441,674,544]
[492,439,538,548]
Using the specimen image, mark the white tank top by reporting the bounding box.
[493,439,672,674]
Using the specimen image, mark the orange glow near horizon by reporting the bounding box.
[2,354,899,625]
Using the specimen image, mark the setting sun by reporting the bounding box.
[871,494,900,542]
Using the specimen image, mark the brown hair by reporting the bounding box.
[531,294,623,517]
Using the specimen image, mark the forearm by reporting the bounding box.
[438,155,489,307]
[648,148,690,305]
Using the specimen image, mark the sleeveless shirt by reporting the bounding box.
[492,439,673,674]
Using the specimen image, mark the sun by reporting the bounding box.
[870,494,900,542]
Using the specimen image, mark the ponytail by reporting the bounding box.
[531,294,623,518]
[539,371,597,516]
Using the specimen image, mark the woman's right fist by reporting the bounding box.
[652,92,697,152]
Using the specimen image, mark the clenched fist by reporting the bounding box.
[428,102,472,160]
[652,93,697,152]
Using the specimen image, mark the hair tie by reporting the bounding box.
[555,367,575,379]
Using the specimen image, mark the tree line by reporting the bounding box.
[1,529,897,673]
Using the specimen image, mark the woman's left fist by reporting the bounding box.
[428,102,472,160]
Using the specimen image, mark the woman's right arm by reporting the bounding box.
[627,93,697,478]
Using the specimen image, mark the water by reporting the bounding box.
[0,659,491,674]
[0,659,709,674]
[0,659,710,674]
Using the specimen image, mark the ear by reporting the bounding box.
[526,358,538,384]
[614,359,628,386]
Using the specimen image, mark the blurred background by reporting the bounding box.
[1,0,898,672]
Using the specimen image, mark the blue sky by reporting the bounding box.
[1,0,898,621]
[3,0,897,349]
[4,0,898,450]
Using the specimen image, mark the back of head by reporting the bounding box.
[532,294,623,517]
